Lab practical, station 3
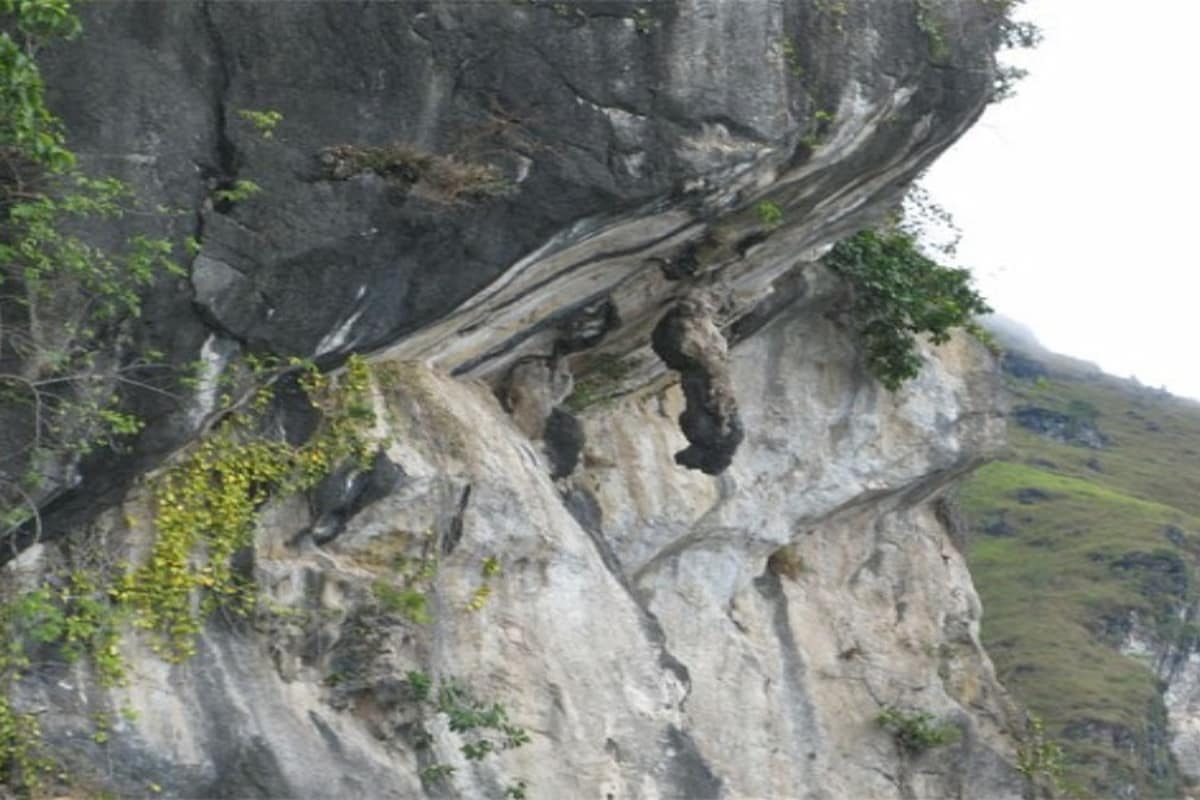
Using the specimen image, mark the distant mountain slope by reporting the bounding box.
[962,321,1200,798]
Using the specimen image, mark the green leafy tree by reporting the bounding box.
[0,0,80,174]
[824,229,991,390]
[1,0,182,548]
[985,0,1041,103]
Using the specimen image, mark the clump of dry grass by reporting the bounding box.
[319,142,510,205]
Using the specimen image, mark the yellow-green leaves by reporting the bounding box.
[236,108,283,139]
[119,355,377,659]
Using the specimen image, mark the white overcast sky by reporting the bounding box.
[922,0,1200,399]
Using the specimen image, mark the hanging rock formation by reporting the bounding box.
[651,289,744,474]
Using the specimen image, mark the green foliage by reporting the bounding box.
[372,582,431,624]
[55,572,125,685]
[986,0,1040,103]
[989,0,1041,50]
[419,763,455,783]
[779,38,803,76]
[0,561,129,794]
[876,706,959,755]
[0,694,50,796]
[814,0,849,21]
[1017,715,1065,790]
[112,356,376,659]
[967,322,1001,356]
[0,0,79,172]
[371,546,437,624]
[212,179,262,205]
[913,0,950,62]
[406,670,433,703]
[465,584,492,613]
[406,675,531,789]
[800,109,835,149]
[1064,399,1098,423]
[0,5,382,791]
[992,65,1028,104]
[236,108,283,139]
[563,353,632,412]
[823,229,991,390]
[1,0,183,547]
[755,200,784,228]
[464,556,502,613]
[1,175,183,318]
[436,681,531,753]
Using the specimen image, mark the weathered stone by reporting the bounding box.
[0,1,1034,798]
[497,356,572,440]
[1013,405,1109,449]
[7,308,1024,800]
[543,408,584,480]
[651,289,744,474]
[554,297,621,356]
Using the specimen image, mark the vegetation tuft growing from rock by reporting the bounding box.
[115,356,376,659]
[319,142,510,205]
[404,671,531,789]
[824,229,990,391]
[1016,714,1065,791]
[563,353,632,412]
[876,706,959,755]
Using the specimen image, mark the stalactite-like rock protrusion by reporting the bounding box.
[498,356,572,439]
[651,290,744,475]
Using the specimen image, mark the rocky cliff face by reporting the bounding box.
[3,1,1029,797]
[10,305,1019,799]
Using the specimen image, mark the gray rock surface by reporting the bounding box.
[34,0,998,474]
[10,303,1021,799]
[1119,613,1200,798]
[2,1,1034,797]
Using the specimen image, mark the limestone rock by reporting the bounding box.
[7,294,1023,799]
[651,289,744,474]
[0,2,1034,798]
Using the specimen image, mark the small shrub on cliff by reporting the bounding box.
[1016,714,1065,790]
[319,142,510,204]
[236,108,283,139]
[824,229,991,390]
[876,706,960,755]
[405,674,531,791]
[756,200,784,228]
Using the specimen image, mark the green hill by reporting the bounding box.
[961,324,1200,798]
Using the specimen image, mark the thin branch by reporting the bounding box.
[0,476,43,556]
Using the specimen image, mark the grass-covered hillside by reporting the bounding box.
[961,326,1200,798]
